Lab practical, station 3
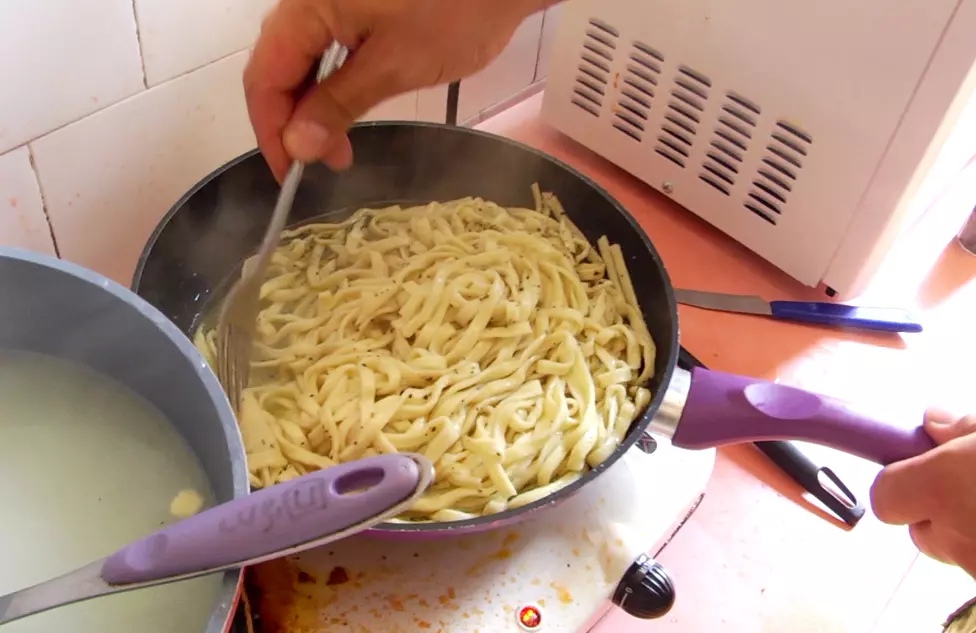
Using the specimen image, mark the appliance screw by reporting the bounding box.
[662,182,674,194]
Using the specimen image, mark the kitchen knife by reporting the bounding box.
[674,289,923,333]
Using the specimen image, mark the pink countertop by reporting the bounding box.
[478,93,976,632]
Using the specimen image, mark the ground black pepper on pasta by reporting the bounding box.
[195,185,656,522]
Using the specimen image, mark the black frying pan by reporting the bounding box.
[132,122,933,538]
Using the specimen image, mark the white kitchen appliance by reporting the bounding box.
[541,0,976,297]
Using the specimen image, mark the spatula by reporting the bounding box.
[0,453,433,627]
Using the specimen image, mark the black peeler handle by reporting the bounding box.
[753,441,865,527]
[676,348,866,527]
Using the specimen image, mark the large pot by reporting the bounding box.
[132,122,934,539]
[0,248,248,633]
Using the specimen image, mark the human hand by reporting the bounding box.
[244,0,556,181]
[871,410,976,577]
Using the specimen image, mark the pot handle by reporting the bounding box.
[101,453,432,585]
[671,367,935,465]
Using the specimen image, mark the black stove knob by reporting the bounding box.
[610,554,675,619]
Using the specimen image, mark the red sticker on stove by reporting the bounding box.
[516,604,543,630]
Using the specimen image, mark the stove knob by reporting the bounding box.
[610,553,675,619]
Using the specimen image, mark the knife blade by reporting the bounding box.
[673,288,923,333]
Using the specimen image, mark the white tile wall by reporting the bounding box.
[362,92,419,122]
[0,147,57,256]
[418,86,450,123]
[2,0,549,288]
[135,0,276,85]
[0,0,144,155]
[30,52,256,285]
[456,11,546,123]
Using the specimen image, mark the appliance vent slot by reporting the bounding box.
[588,18,619,38]
[699,91,757,196]
[744,120,813,223]
[670,66,710,114]
[613,42,661,142]
[631,41,664,74]
[713,92,757,155]
[744,201,777,225]
[656,147,686,168]
[571,19,619,117]
[727,92,761,116]
[657,65,710,162]
[700,173,731,196]
[613,109,646,141]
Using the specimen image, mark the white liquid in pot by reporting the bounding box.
[0,350,222,633]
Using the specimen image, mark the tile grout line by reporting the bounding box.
[21,47,250,153]
[25,145,61,258]
[130,0,149,89]
[150,47,249,89]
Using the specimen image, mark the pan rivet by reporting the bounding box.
[662,182,674,194]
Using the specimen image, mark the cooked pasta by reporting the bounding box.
[194,185,656,522]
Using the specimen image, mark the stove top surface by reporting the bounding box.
[229,347,715,633]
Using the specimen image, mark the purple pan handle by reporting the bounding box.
[671,367,935,465]
[100,453,422,585]
[768,301,923,333]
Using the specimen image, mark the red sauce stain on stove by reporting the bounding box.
[502,532,520,546]
[326,566,349,585]
[8,198,17,208]
[419,598,430,607]
[388,596,406,611]
[415,619,432,629]
[447,587,457,599]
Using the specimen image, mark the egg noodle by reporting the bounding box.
[194,185,656,522]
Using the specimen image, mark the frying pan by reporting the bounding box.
[132,121,935,537]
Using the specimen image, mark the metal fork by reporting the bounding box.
[215,42,348,410]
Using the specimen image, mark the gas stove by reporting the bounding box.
[230,347,717,633]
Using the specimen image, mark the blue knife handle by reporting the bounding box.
[768,301,923,333]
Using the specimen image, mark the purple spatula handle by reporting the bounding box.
[100,453,422,585]
[672,367,935,465]
[768,301,923,333]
